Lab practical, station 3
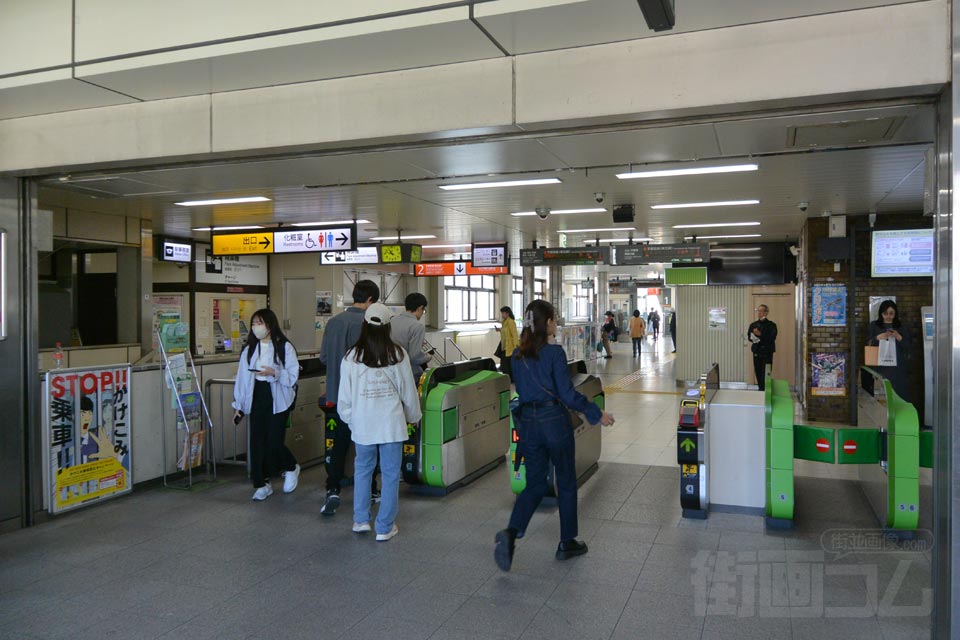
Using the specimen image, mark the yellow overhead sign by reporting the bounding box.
[212,233,273,255]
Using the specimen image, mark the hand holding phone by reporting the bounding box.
[233,410,244,425]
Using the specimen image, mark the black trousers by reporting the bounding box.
[250,381,296,488]
[324,406,379,494]
[632,338,642,355]
[500,355,513,382]
[508,403,578,542]
[753,354,773,391]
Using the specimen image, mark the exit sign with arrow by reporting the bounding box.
[211,224,356,256]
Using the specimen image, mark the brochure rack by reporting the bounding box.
[157,330,217,488]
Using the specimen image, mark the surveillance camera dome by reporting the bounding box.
[798,201,809,212]
[535,207,551,220]
[594,192,605,204]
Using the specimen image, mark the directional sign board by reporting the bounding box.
[212,233,273,255]
[320,246,380,265]
[519,247,609,266]
[616,243,709,265]
[414,261,509,277]
[212,225,356,256]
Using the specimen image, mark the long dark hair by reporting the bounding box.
[516,300,554,360]
[245,308,291,366]
[500,306,515,320]
[349,321,404,368]
[874,299,902,329]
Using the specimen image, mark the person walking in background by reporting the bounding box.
[601,311,616,359]
[318,279,381,515]
[669,310,677,353]
[747,304,777,391]
[650,309,661,340]
[338,303,422,542]
[232,309,300,501]
[629,310,646,358]
[866,299,909,401]
[390,292,432,379]
[496,306,520,381]
[494,301,614,571]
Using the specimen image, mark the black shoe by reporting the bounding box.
[494,529,516,572]
[320,490,340,516]
[555,539,588,560]
[604,355,612,359]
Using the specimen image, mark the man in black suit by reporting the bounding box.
[747,304,777,391]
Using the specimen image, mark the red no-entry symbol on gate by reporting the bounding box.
[843,440,858,455]
[815,438,830,453]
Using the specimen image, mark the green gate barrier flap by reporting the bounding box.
[766,428,793,470]
[836,428,881,465]
[920,429,933,469]
[766,468,794,520]
[794,424,836,463]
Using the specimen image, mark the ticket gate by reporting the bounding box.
[403,358,512,494]
[508,360,605,496]
[676,362,718,519]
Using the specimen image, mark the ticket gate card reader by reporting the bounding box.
[677,364,719,519]
[509,360,605,497]
[403,358,511,494]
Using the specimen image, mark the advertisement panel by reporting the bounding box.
[44,366,132,514]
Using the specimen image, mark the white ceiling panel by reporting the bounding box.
[537,124,721,168]
[77,8,503,101]
[0,72,138,121]
[475,0,925,55]
[395,139,572,176]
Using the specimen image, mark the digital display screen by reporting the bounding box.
[161,240,192,263]
[924,313,934,340]
[871,229,934,277]
[472,243,507,268]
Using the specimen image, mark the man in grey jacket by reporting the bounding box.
[389,292,432,378]
[319,279,380,515]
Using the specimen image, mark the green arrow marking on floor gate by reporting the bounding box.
[326,418,337,430]
[680,438,695,453]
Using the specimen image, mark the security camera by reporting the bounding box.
[797,201,809,212]
[594,192,605,204]
[535,207,551,220]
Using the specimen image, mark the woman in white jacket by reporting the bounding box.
[232,308,300,501]
[338,303,422,541]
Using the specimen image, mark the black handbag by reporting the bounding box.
[494,341,505,359]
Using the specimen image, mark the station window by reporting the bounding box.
[444,275,496,322]
[511,276,546,314]
[570,282,591,319]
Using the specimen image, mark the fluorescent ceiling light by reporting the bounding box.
[291,219,370,226]
[370,235,436,240]
[558,227,636,234]
[652,200,760,210]
[439,178,562,190]
[672,222,760,229]
[175,196,270,206]
[684,234,762,240]
[511,208,606,216]
[423,244,472,248]
[617,163,758,179]
[584,237,654,244]
[191,225,265,231]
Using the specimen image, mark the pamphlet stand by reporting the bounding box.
[157,331,217,489]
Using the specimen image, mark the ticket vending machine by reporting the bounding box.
[922,305,933,427]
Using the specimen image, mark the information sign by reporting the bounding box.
[320,247,380,265]
[414,261,509,277]
[274,227,354,254]
[519,247,608,266]
[212,233,273,255]
[617,243,709,265]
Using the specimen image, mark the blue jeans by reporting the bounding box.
[353,441,402,535]
[508,403,578,541]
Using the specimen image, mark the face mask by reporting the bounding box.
[252,325,269,340]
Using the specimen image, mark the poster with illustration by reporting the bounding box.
[708,307,726,330]
[811,353,846,396]
[812,284,847,327]
[44,366,132,514]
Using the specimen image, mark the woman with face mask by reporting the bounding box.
[232,308,301,500]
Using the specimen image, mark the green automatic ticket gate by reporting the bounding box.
[765,366,932,533]
[402,358,511,494]
[508,361,605,496]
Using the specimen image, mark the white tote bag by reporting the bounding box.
[878,338,897,367]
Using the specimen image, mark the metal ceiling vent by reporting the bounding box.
[52,176,176,198]
[786,116,905,148]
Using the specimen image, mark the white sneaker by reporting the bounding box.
[375,524,399,542]
[352,522,371,533]
[252,483,273,501]
[283,464,300,493]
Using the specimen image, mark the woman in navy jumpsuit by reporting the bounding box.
[495,300,615,571]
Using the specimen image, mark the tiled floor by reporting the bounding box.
[0,338,931,639]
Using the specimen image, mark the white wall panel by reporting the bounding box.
[0,0,72,76]
[0,96,211,173]
[515,1,949,127]
[675,285,750,383]
[211,58,515,152]
[74,0,468,61]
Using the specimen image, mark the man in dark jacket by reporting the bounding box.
[669,311,677,353]
[747,304,777,391]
